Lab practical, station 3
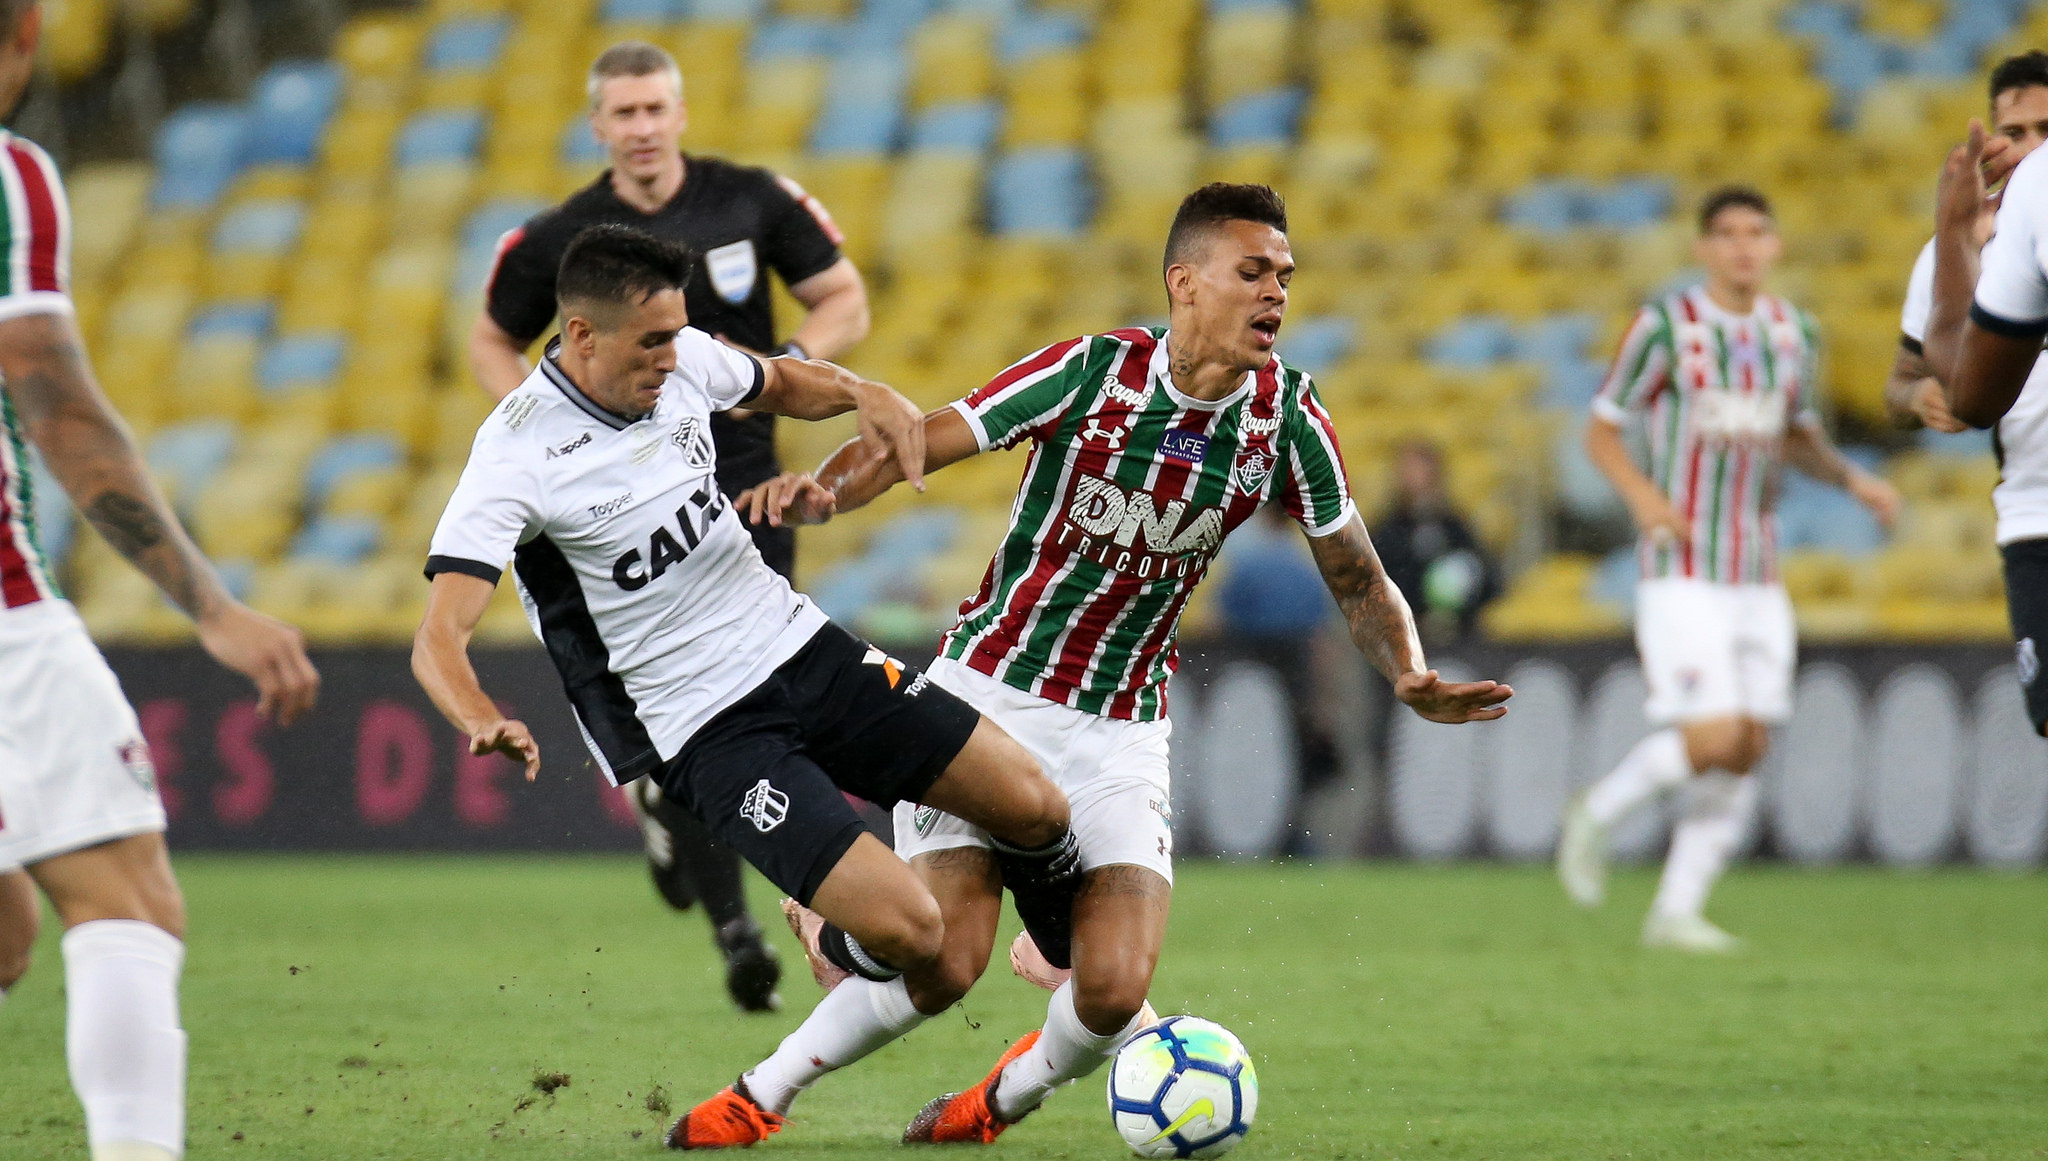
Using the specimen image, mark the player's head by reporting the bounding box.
[0,0,42,123]
[588,41,687,186]
[1990,51,2048,159]
[1694,186,1780,295]
[555,224,696,418]
[1162,183,1293,371]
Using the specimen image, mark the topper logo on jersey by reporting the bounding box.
[547,432,591,459]
[1692,390,1788,441]
[1058,475,1223,578]
[611,485,722,590]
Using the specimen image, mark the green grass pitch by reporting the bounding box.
[2,857,2044,1159]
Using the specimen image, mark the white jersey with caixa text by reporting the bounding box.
[1901,232,2048,545]
[426,328,827,784]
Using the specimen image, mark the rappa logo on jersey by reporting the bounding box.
[1103,373,1149,408]
[1057,475,1224,579]
[1693,389,1788,441]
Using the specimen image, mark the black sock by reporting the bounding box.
[651,795,752,930]
[817,922,903,982]
[992,828,1083,971]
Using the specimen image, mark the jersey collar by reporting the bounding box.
[540,337,648,430]
[1149,330,1256,411]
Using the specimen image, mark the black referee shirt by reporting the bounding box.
[485,153,845,494]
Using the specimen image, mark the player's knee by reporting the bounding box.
[868,895,945,971]
[1074,973,1151,1036]
[1683,721,1747,772]
[921,943,987,1008]
[0,945,31,991]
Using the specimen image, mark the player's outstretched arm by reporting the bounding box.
[0,310,320,724]
[750,356,928,491]
[412,572,539,780]
[735,407,983,528]
[1926,119,2036,427]
[1305,513,1511,724]
[1783,421,1902,528]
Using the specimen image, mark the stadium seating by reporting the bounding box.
[35,0,2035,643]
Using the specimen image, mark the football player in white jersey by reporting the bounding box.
[1895,54,2048,736]
[0,4,322,1159]
[412,225,1085,1150]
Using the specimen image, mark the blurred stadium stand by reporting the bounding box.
[26,0,2037,645]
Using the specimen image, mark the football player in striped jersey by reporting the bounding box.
[681,183,1510,1148]
[1558,187,1899,953]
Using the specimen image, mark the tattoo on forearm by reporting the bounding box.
[83,490,167,555]
[1311,522,1423,683]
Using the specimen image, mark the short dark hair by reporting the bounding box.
[1990,51,2048,105]
[1697,185,1773,234]
[1163,183,1288,275]
[589,40,683,106]
[556,224,695,328]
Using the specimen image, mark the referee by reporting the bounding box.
[467,40,871,1012]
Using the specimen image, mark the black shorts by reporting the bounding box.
[2003,538,2048,736]
[655,622,980,905]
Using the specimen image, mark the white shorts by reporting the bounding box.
[893,657,1176,884]
[0,601,166,871]
[1635,578,1796,726]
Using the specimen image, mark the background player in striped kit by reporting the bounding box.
[701,183,1511,1146]
[0,2,322,1157]
[1558,187,1901,953]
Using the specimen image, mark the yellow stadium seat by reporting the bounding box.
[418,69,493,110]
[732,58,827,154]
[788,157,889,270]
[388,162,479,243]
[911,15,996,108]
[1092,21,1188,100]
[65,162,152,290]
[320,106,407,182]
[882,155,982,263]
[1200,9,1295,108]
[337,14,425,81]
[43,0,114,83]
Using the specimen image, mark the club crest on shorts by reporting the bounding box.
[1233,450,1273,492]
[741,778,789,833]
[2020,637,2040,688]
[117,738,156,792]
[913,805,940,836]
[706,240,758,304]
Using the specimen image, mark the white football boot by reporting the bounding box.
[1556,793,1609,908]
[1641,911,1742,954]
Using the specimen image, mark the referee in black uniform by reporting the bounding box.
[468,40,871,1012]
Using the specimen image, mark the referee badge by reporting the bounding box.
[706,240,758,304]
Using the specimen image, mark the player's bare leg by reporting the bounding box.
[906,865,1171,1142]
[28,833,188,1161]
[1642,716,1763,953]
[0,867,39,996]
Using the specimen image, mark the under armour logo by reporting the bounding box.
[1081,418,1127,448]
[741,779,790,833]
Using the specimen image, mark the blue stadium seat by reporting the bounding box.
[1813,36,1888,105]
[1514,313,1601,370]
[601,0,686,23]
[462,198,549,254]
[1778,472,1883,555]
[1780,1,1857,41]
[243,62,341,167]
[212,200,306,255]
[687,0,766,19]
[26,458,72,570]
[187,302,275,341]
[998,11,1088,61]
[1278,317,1354,376]
[868,507,958,559]
[1501,180,1591,233]
[1425,316,1515,369]
[291,515,384,566]
[560,116,607,167]
[987,148,1092,236]
[751,19,840,61]
[1590,547,1637,609]
[909,101,1000,153]
[1905,33,1977,80]
[147,420,239,506]
[260,333,347,392]
[424,15,511,73]
[1209,88,1305,148]
[151,104,250,209]
[395,110,486,168]
[303,435,404,507]
[862,0,933,36]
[1541,358,1609,413]
[1595,179,1672,230]
[1916,426,1995,456]
[1208,0,1294,12]
[810,53,907,154]
[940,0,1019,16]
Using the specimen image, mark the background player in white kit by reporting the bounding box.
[0,4,322,1158]
[410,225,1087,1150]
[1559,187,1900,953]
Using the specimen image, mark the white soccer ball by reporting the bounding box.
[1105,1015,1258,1159]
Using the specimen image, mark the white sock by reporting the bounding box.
[1650,772,1758,921]
[1585,729,1693,826]
[62,920,186,1160]
[992,981,1145,1122]
[742,977,929,1116]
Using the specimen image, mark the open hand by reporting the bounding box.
[852,381,927,492]
[1939,120,2017,246]
[738,471,838,527]
[1629,494,1691,547]
[1395,670,1513,724]
[471,719,540,781]
[1849,472,1904,530]
[196,601,321,726]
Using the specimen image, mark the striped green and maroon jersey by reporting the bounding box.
[1594,286,1821,586]
[940,327,1354,721]
[0,132,71,609]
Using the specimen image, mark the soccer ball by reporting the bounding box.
[1106,1015,1258,1159]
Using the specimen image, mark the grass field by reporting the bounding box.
[2,857,2044,1160]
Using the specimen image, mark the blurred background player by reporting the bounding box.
[1558,187,1901,953]
[714,183,1512,1146]
[1891,52,2048,737]
[0,3,322,1157]
[466,41,871,1012]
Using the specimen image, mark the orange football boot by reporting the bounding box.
[901,1030,1042,1144]
[666,1079,786,1150]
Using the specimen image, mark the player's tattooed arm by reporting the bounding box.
[0,310,320,723]
[1307,514,1512,724]
[0,311,227,618]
